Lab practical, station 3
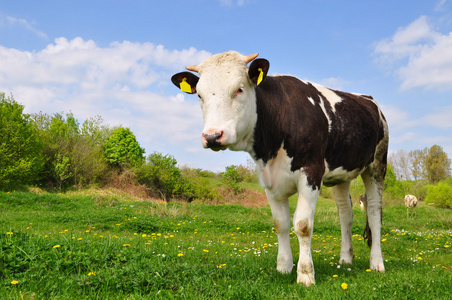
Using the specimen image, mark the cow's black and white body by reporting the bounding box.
[172,51,388,286]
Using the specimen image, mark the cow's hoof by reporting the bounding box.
[297,273,315,287]
[276,256,294,274]
[370,262,385,273]
[339,256,353,265]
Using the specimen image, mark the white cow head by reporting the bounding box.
[172,51,269,152]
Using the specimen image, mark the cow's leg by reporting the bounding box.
[361,168,385,272]
[293,177,318,287]
[332,181,354,265]
[266,190,293,274]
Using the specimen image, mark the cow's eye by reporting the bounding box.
[235,88,244,97]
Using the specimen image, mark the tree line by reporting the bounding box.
[2,92,451,207]
[0,92,252,201]
[388,147,451,183]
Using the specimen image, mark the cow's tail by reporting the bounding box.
[363,218,372,248]
[362,194,383,248]
[361,194,372,248]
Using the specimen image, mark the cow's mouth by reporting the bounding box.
[209,145,228,152]
[202,131,227,150]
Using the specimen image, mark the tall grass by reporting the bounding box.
[1,190,451,299]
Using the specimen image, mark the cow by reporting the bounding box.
[359,194,366,211]
[404,194,418,218]
[171,51,388,287]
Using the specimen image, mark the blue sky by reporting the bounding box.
[1,0,452,172]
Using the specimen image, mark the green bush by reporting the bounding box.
[425,178,452,208]
[0,93,43,190]
[32,112,112,188]
[136,153,219,201]
[221,165,243,195]
[103,127,145,169]
[136,152,181,199]
[383,165,405,202]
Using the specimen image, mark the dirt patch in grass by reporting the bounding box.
[209,188,268,207]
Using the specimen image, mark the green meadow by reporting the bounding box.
[1,190,451,299]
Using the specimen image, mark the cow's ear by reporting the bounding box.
[248,59,269,86]
[171,72,199,94]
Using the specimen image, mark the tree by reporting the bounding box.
[0,93,43,190]
[423,144,451,184]
[409,149,427,181]
[388,149,412,180]
[103,127,145,169]
[32,112,113,187]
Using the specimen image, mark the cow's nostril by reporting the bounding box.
[203,131,223,148]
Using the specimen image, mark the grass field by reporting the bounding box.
[1,189,451,299]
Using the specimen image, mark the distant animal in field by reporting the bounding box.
[172,50,388,287]
[359,195,366,211]
[404,194,418,217]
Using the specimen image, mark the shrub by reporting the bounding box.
[103,127,145,169]
[137,153,219,202]
[383,165,405,203]
[136,152,181,199]
[425,178,452,208]
[221,165,243,195]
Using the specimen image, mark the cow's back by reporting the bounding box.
[253,75,387,188]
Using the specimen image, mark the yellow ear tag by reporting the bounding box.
[180,78,192,93]
[257,68,264,86]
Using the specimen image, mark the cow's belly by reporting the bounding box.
[322,166,363,187]
[256,148,299,199]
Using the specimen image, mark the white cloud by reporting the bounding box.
[421,105,452,129]
[2,15,48,39]
[218,0,252,7]
[0,37,210,158]
[374,16,452,91]
[434,0,447,11]
[319,77,349,90]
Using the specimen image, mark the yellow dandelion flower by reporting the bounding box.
[77,238,82,241]
[6,232,13,235]
[178,253,184,257]
[142,234,147,237]
[366,269,371,272]
[333,275,338,278]
[11,280,19,285]
[418,257,422,260]
[123,244,131,247]
[341,282,348,290]
[53,245,61,249]
[203,249,209,253]
[88,272,96,276]
[381,239,387,242]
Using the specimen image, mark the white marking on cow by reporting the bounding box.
[308,97,315,106]
[323,165,363,186]
[195,53,258,152]
[318,96,332,131]
[310,82,343,112]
